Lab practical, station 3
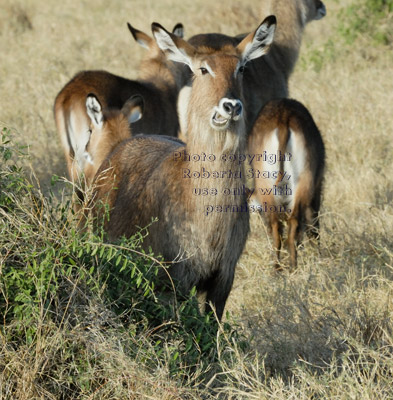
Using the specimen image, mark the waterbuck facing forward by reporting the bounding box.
[91,16,277,320]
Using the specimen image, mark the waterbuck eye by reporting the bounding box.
[199,67,209,75]
[238,65,245,74]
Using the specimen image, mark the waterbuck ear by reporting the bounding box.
[172,23,184,38]
[127,22,154,50]
[237,15,276,65]
[152,22,197,70]
[86,93,104,129]
[122,94,144,124]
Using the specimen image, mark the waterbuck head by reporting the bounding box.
[303,0,326,22]
[84,93,144,179]
[152,16,276,139]
[127,22,184,58]
[127,22,187,88]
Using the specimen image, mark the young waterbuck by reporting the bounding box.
[91,16,277,320]
[83,93,144,186]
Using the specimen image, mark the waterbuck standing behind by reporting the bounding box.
[249,98,325,269]
[91,16,277,320]
[54,24,185,185]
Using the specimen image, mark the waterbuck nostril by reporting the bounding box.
[233,101,242,117]
[223,101,234,116]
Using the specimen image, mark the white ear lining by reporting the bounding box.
[154,30,175,52]
[136,38,150,50]
[241,20,276,64]
[128,108,142,124]
[173,27,184,38]
[153,29,193,68]
[86,96,104,129]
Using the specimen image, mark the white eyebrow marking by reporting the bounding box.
[204,62,216,77]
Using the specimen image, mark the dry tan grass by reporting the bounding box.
[1,0,393,398]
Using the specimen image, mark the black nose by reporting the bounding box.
[223,100,242,117]
[233,102,242,117]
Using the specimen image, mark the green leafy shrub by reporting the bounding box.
[0,127,29,212]
[301,0,392,72]
[0,130,246,397]
[338,0,393,45]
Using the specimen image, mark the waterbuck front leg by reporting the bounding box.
[204,268,236,321]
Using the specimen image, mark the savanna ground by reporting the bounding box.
[1,0,393,398]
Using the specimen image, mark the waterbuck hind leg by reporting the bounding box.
[305,205,320,241]
[308,184,323,244]
[269,214,283,270]
[287,216,299,269]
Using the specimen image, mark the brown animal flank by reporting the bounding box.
[249,98,325,269]
[91,16,277,321]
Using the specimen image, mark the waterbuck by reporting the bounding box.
[54,23,185,184]
[179,0,326,134]
[83,93,144,186]
[249,98,325,269]
[91,16,277,320]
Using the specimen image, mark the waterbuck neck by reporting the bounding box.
[179,105,247,226]
[261,0,306,75]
